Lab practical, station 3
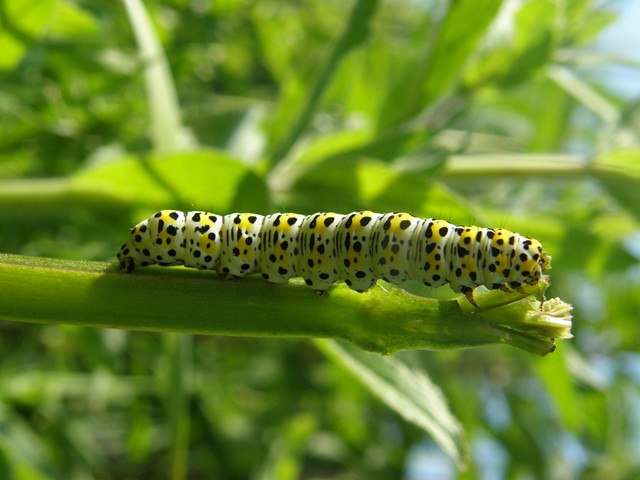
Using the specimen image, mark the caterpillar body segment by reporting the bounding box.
[117,210,551,305]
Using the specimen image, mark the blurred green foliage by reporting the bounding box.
[1,0,639,478]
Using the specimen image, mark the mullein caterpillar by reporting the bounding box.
[116,210,551,306]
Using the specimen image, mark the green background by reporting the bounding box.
[1,0,639,478]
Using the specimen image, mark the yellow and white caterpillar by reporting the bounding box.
[117,210,551,306]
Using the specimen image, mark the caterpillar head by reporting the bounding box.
[521,238,551,286]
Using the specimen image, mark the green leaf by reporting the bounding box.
[316,339,467,467]
[268,0,380,166]
[527,78,573,151]
[566,0,617,45]
[0,0,55,38]
[378,0,502,130]
[0,32,26,70]
[422,0,503,100]
[464,0,556,89]
[256,414,317,480]
[73,150,269,214]
[48,1,100,39]
[0,0,54,69]
[536,347,582,432]
[0,150,269,219]
[0,404,55,480]
[282,156,461,216]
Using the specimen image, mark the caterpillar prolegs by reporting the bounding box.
[116,210,551,306]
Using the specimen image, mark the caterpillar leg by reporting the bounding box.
[460,286,479,308]
[117,244,138,273]
[119,258,136,273]
[516,282,548,309]
[119,259,136,273]
[514,285,528,295]
[219,270,239,281]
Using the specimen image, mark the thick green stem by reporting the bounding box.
[443,154,594,178]
[0,254,571,356]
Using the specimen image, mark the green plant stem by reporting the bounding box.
[0,178,129,217]
[0,254,571,356]
[0,151,634,217]
[167,333,191,480]
[122,0,183,153]
[443,154,594,178]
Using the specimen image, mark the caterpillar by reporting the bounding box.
[116,210,551,306]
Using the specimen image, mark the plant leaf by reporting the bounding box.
[315,339,467,467]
